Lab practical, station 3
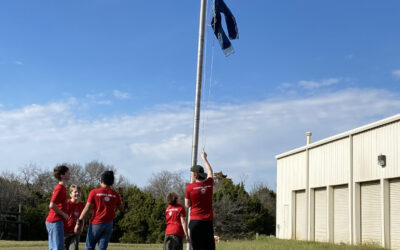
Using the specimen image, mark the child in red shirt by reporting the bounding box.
[45,165,70,250]
[64,185,85,250]
[164,192,189,250]
[75,171,124,250]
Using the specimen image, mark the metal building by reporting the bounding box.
[276,114,400,249]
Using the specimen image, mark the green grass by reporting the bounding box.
[0,237,386,250]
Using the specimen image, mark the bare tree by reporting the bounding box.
[34,171,57,193]
[84,161,116,187]
[144,170,186,202]
[114,175,131,188]
[0,172,27,212]
[19,164,41,190]
[67,163,87,186]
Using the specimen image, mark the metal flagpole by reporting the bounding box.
[188,0,207,249]
[191,0,207,169]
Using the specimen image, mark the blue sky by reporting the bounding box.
[1,0,400,189]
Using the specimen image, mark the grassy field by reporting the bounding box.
[0,236,386,250]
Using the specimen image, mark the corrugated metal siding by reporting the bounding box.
[390,179,400,249]
[354,121,400,182]
[360,181,381,244]
[276,151,306,239]
[276,116,400,244]
[314,188,327,242]
[333,185,349,244]
[309,138,350,188]
[295,190,307,240]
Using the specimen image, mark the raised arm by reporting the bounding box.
[201,150,213,179]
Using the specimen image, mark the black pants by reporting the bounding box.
[189,220,215,250]
[163,234,183,250]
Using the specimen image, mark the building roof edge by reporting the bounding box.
[275,113,400,160]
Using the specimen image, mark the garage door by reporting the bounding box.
[295,190,307,240]
[390,179,400,249]
[361,181,381,244]
[333,185,349,244]
[314,188,327,242]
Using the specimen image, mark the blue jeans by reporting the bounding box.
[46,221,65,250]
[211,0,239,56]
[85,222,113,250]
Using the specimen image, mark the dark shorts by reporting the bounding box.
[189,220,215,250]
[163,234,183,250]
[64,232,80,250]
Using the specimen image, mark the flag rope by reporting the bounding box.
[200,0,216,150]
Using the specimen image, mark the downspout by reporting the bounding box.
[306,132,312,240]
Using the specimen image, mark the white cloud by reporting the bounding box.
[14,61,23,65]
[113,90,131,100]
[85,93,112,105]
[392,69,400,79]
[278,82,293,90]
[0,88,399,189]
[298,78,341,90]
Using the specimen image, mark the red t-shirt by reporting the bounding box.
[165,204,186,237]
[64,200,85,233]
[46,184,68,222]
[87,187,122,225]
[185,177,214,221]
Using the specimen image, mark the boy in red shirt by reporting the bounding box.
[64,185,85,250]
[75,171,123,250]
[45,165,70,250]
[185,150,215,250]
[164,192,189,250]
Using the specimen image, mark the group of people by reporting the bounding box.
[45,150,215,250]
[45,167,123,250]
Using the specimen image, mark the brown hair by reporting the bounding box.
[194,173,206,181]
[69,184,81,193]
[166,192,178,205]
[53,165,69,181]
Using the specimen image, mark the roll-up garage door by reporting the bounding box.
[390,178,400,249]
[333,185,349,244]
[295,190,307,240]
[361,181,381,244]
[314,188,327,242]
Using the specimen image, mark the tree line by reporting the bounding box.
[0,161,275,242]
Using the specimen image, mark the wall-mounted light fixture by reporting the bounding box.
[378,154,386,167]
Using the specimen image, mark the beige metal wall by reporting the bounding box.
[276,114,400,247]
[276,151,306,239]
[353,121,400,182]
[309,138,350,188]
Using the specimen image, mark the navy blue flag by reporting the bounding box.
[211,0,239,56]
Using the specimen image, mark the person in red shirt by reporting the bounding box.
[164,192,189,250]
[64,185,85,250]
[185,150,215,250]
[75,171,124,250]
[45,165,70,250]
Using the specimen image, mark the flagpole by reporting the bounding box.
[188,1,207,250]
[191,0,207,170]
